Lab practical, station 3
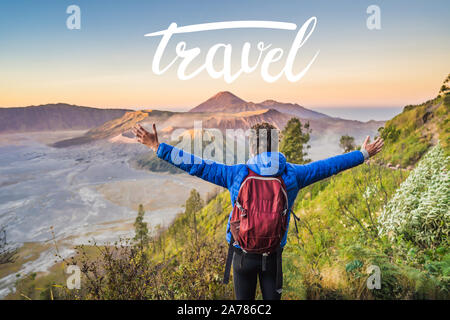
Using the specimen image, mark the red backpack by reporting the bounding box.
[229,169,288,253]
[223,169,289,290]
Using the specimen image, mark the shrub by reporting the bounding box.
[380,125,401,142]
[378,143,449,249]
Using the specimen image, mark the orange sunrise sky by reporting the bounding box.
[0,1,449,110]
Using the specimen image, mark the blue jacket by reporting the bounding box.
[157,142,365,247]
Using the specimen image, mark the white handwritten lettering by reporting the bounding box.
[146,18,319,83]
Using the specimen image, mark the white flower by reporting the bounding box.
[378,143,449,247]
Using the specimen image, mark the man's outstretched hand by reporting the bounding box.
[133,123,159,152]
[362,136,384,158]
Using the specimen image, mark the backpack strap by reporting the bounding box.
[223,236,235,284]
[224,168,249,285]
[262,253,268,272]
[275,246,283,293]
[291,211,301,239]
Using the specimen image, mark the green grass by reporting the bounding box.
[377,94,449,167]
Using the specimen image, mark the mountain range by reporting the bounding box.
[0,93,385,158]
[190,91,329,119]
[0,103,130,133]
[44,92,383,151]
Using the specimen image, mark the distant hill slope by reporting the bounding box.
[0,103,131,133]
[53,106,383,153]
[189,91,330,120]
[257,99,330,119]
[376,93,449,167]
[52,109,176,147]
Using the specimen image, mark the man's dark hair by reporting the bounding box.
[250,122,278,153]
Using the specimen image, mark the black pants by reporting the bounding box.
[232,249,282,300]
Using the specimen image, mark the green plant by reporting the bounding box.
[339,135,356,153]
[280,118,311,164]
[134,204,149,247]
[378,143,449,249]
[380,125,401,142]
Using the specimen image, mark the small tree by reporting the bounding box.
[280,118,311,164]
[184,189,204,247]
[0,227,17,265]
[339,135,356,153]
[380,125,401,142]
[439,73,450,95]
[134,204,149,247]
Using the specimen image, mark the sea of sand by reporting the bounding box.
[0,131,216,297]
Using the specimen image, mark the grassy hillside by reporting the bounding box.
[376,94,449,167]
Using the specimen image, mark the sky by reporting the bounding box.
[0,0,449,112]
